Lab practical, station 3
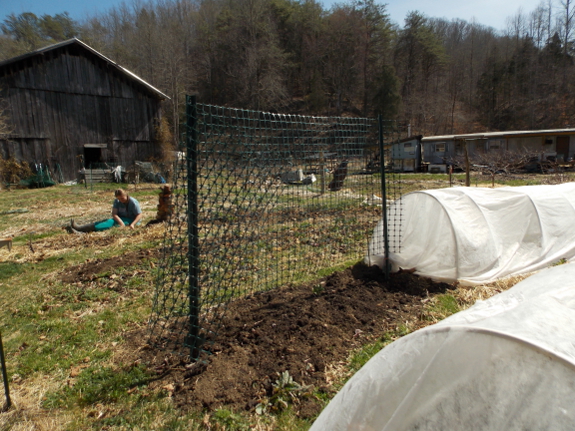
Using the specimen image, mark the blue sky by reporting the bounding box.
[0,0,544,31]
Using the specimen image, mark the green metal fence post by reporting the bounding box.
[378,115,390,281]
[0,330,11,411]
[186,95,201,359]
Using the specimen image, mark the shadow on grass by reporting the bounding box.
[0,262,22,282]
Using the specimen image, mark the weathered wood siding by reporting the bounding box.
[0,42,163,181]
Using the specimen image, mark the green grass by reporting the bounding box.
[0,261,20,281]
[348,339,389,374]
[422,294,461,321]
[44,364,151,408]
[391,171,574,195]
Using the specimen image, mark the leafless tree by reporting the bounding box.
[530,3,551,48]
[506,7,528,48]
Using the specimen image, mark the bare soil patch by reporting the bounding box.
[59,248,161,283]
[99,262,453,419]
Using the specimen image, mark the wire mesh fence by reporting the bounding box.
[148,96,402,360]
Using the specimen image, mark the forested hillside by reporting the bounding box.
[2,0,575,139]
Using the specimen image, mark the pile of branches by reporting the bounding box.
[451,150,538,176]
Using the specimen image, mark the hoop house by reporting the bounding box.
[310,262,575,431]
[366,183,575,284]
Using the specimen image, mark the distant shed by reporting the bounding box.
[0,38,169,182]
[421,128,575,172]
[391,135,422,172]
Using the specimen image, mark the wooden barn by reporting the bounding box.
[0,38,169,182]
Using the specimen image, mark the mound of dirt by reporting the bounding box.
[132,263,455,418]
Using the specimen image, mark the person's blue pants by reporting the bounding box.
[94,217,137,231]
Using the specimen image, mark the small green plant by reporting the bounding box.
[312,282,325,295]
[553,258,567,266]
[255,371,312,415]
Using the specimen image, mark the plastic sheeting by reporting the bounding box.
[310,263,575,431]
[366,182,575,284]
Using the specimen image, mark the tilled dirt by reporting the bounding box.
[126,262,456,418]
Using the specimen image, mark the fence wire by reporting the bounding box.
[148,97,402,360]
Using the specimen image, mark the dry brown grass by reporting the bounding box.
[456,274,530,307]
[414,274,529,331]
[0,184,165,264]
[1,373,74,431]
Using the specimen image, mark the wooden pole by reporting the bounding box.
[464,140,471,187]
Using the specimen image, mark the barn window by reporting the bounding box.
[435,143,445,153]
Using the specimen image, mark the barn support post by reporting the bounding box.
[378,115,390,281]
[0,330,11,411]
[186,95,201,360]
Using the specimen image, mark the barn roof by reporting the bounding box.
[422,128,575,142]
[0,38,169,100]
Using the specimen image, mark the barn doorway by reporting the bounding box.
[83,144,107,168]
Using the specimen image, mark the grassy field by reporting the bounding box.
[0,173,570,430]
